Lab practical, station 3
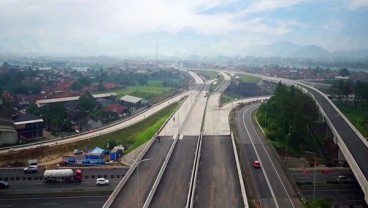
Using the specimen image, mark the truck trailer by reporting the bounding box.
[44,169,82,183]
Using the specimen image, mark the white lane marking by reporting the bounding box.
[242,106,279,208]
[247,105,296,208]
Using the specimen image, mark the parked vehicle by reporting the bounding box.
[44,169,82,183]
[74,149,83,155]
[96,178,109,185]
[24,165,38,173]
[0,181,9,189]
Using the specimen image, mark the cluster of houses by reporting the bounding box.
[0,93,147,146]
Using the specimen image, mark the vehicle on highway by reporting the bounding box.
[24,165,38,173]
[44,169,82,183]
[0,181,9,189]
[337,175,351,183]
[96,178,109,185]
[253,160,261,168]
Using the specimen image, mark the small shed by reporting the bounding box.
[88,147,104,159]
[120,95,142,108]
[109,146,124,161]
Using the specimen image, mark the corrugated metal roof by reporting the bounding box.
[36,93,117,105]
[119,95,142,103]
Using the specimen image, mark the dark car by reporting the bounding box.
[0,181,9,189]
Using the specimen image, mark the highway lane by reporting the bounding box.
[149,136,198,208]
[194,135,243,208]
[302,85,368,181]
[0,168,129,199]
[110,136,174,208]
[237,103,302,208]
[0,195,108,208]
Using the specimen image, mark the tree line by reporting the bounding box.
[256,82,319,156]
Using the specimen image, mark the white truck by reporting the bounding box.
[44,169,82,183]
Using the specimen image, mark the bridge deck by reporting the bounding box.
[194,135,243,208]
[110,136,173,208]
[307,87,368,182]
[149,136,198,208]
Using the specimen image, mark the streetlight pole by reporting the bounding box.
[305,151,316,208]
[136,158,153,208]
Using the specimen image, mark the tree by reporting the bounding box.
[26,103,41,117]
[339,68,350,77]
[78,92,96,112]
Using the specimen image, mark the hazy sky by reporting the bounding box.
[0,0,367,56]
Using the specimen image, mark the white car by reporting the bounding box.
[24,165,38,173]
[96,178,109,185]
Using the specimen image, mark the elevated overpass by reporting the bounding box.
[248,73,368,204]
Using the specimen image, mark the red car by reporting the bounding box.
[253,160,261,168]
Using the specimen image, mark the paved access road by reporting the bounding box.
[194,135,243,208]
[236,103,302,208]
[0,195,108,208]
[0,168,128,193]
[110,136,174,208]
[149,136,198,208]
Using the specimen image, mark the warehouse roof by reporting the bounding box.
[36,93,117,105]
[119,95,142,104]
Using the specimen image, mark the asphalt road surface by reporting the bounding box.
[236,103,302,208]
[194,135,243,208]
[302,85,368,182]
[0,168,128,196]
[110,136,173,208]
[150,136,198,208]
[0,195,108,208]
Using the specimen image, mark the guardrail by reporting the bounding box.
[187,86,210,208]
[102,97,187,208]
[0,90,189,153]
[143,135,180,208]
[188,131,203,208]
[142,81,205,207]
[231,132,249,208]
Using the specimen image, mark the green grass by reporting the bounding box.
[237,74,260,83]
[0,102,180,164]
[110,85,174,99]
[210,75,224,92]
[196,70,219,80]
[220,94,234,105]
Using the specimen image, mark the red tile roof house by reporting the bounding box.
[103,104,126,121]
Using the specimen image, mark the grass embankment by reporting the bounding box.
[210,75,224,92]
[219,74,261,106]
[110,80,176,100]
[195,70,219,80]
[335,103,368,138]
[0,102,180,166]
[237,74,260,83]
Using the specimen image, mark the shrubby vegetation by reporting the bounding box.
[256,82,319,156]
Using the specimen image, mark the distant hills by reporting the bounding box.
[247,41,368,59]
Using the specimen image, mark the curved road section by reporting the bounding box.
[237,103,302,208]
[300,83,368,202]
